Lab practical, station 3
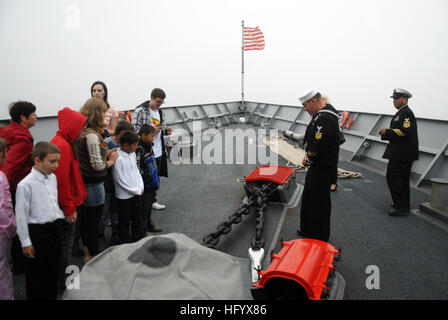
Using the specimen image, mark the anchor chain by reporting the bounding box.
[251,195,266,250]
[201,195,255,248]
[201,181,278,249]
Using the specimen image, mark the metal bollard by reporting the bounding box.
[429,178,448,211]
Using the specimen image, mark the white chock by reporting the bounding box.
[248,247,265,283]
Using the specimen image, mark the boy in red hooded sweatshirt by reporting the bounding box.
[0,101,36,198]
[50,107,87,296]
[0,101,36,275]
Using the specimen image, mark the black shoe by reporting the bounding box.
[390,203,396,208]
[388,208,410,216]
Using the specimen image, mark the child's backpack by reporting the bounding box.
[145,156,160,190]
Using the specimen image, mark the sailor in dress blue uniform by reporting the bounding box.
[297,89,340,242]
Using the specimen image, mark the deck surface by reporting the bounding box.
[12,125,448,300]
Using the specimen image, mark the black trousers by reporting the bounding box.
[25,219,64,300]
[141,191,156,232]
[300,166,334,242]
[331,167,337,185]
[79,204,104,256]
[57,220,75,294]
[10,189,26,275]
[117,196,144,244]
[72,206,83,253]
[386,159,413,211]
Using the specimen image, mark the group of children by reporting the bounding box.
[0,117,161,300]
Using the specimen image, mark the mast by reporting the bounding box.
[241,20,245,112]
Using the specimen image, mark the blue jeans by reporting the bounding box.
[99,192,118,235]
[154,156,162,203]
[84,182,105,207]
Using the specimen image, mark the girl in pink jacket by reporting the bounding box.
[0,137,16,300]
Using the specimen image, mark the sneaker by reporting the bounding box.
[152,202,166,210]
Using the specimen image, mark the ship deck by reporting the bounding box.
[154,158,448,299]
[12,124,448,300]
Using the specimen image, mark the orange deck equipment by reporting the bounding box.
[252,238,341,300]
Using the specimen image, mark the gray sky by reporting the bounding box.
[1,0,447,120]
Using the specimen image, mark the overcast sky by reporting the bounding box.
[1,0,447,120]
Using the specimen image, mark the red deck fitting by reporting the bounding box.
[244,166,295,185]
[253,239,340,300]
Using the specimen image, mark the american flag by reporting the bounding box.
[243,26,265,51]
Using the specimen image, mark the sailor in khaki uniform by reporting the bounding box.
[379,88,419,216]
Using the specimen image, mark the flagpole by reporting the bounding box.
[241,20,245,112]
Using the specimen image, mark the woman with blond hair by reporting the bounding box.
[77,98,118,263]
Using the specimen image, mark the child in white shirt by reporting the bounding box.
[15,141,65,300]
[112,131,144,244]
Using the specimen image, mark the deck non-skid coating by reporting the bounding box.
[155,162,286,257]
[301,161,448,299]
[155,131,448,299]
[12,125,448,300]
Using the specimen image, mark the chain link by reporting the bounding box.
[251,182,277,250]
[202,196,255,248]
[201,181,278,249]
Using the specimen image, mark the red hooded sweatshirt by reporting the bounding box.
[50,108,87,217]
[0,121,34,191]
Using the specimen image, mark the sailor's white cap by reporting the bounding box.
[298,89,319,104]
[390,88,412,99]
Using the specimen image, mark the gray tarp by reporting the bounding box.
[63,233,246,300]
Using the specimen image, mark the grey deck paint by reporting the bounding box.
[7,103,448,300]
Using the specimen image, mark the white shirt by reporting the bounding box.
[149,108,162,158]
[112,149,144,200]
[15,167,65,248]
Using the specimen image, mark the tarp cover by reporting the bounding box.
[63,233,246,300]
